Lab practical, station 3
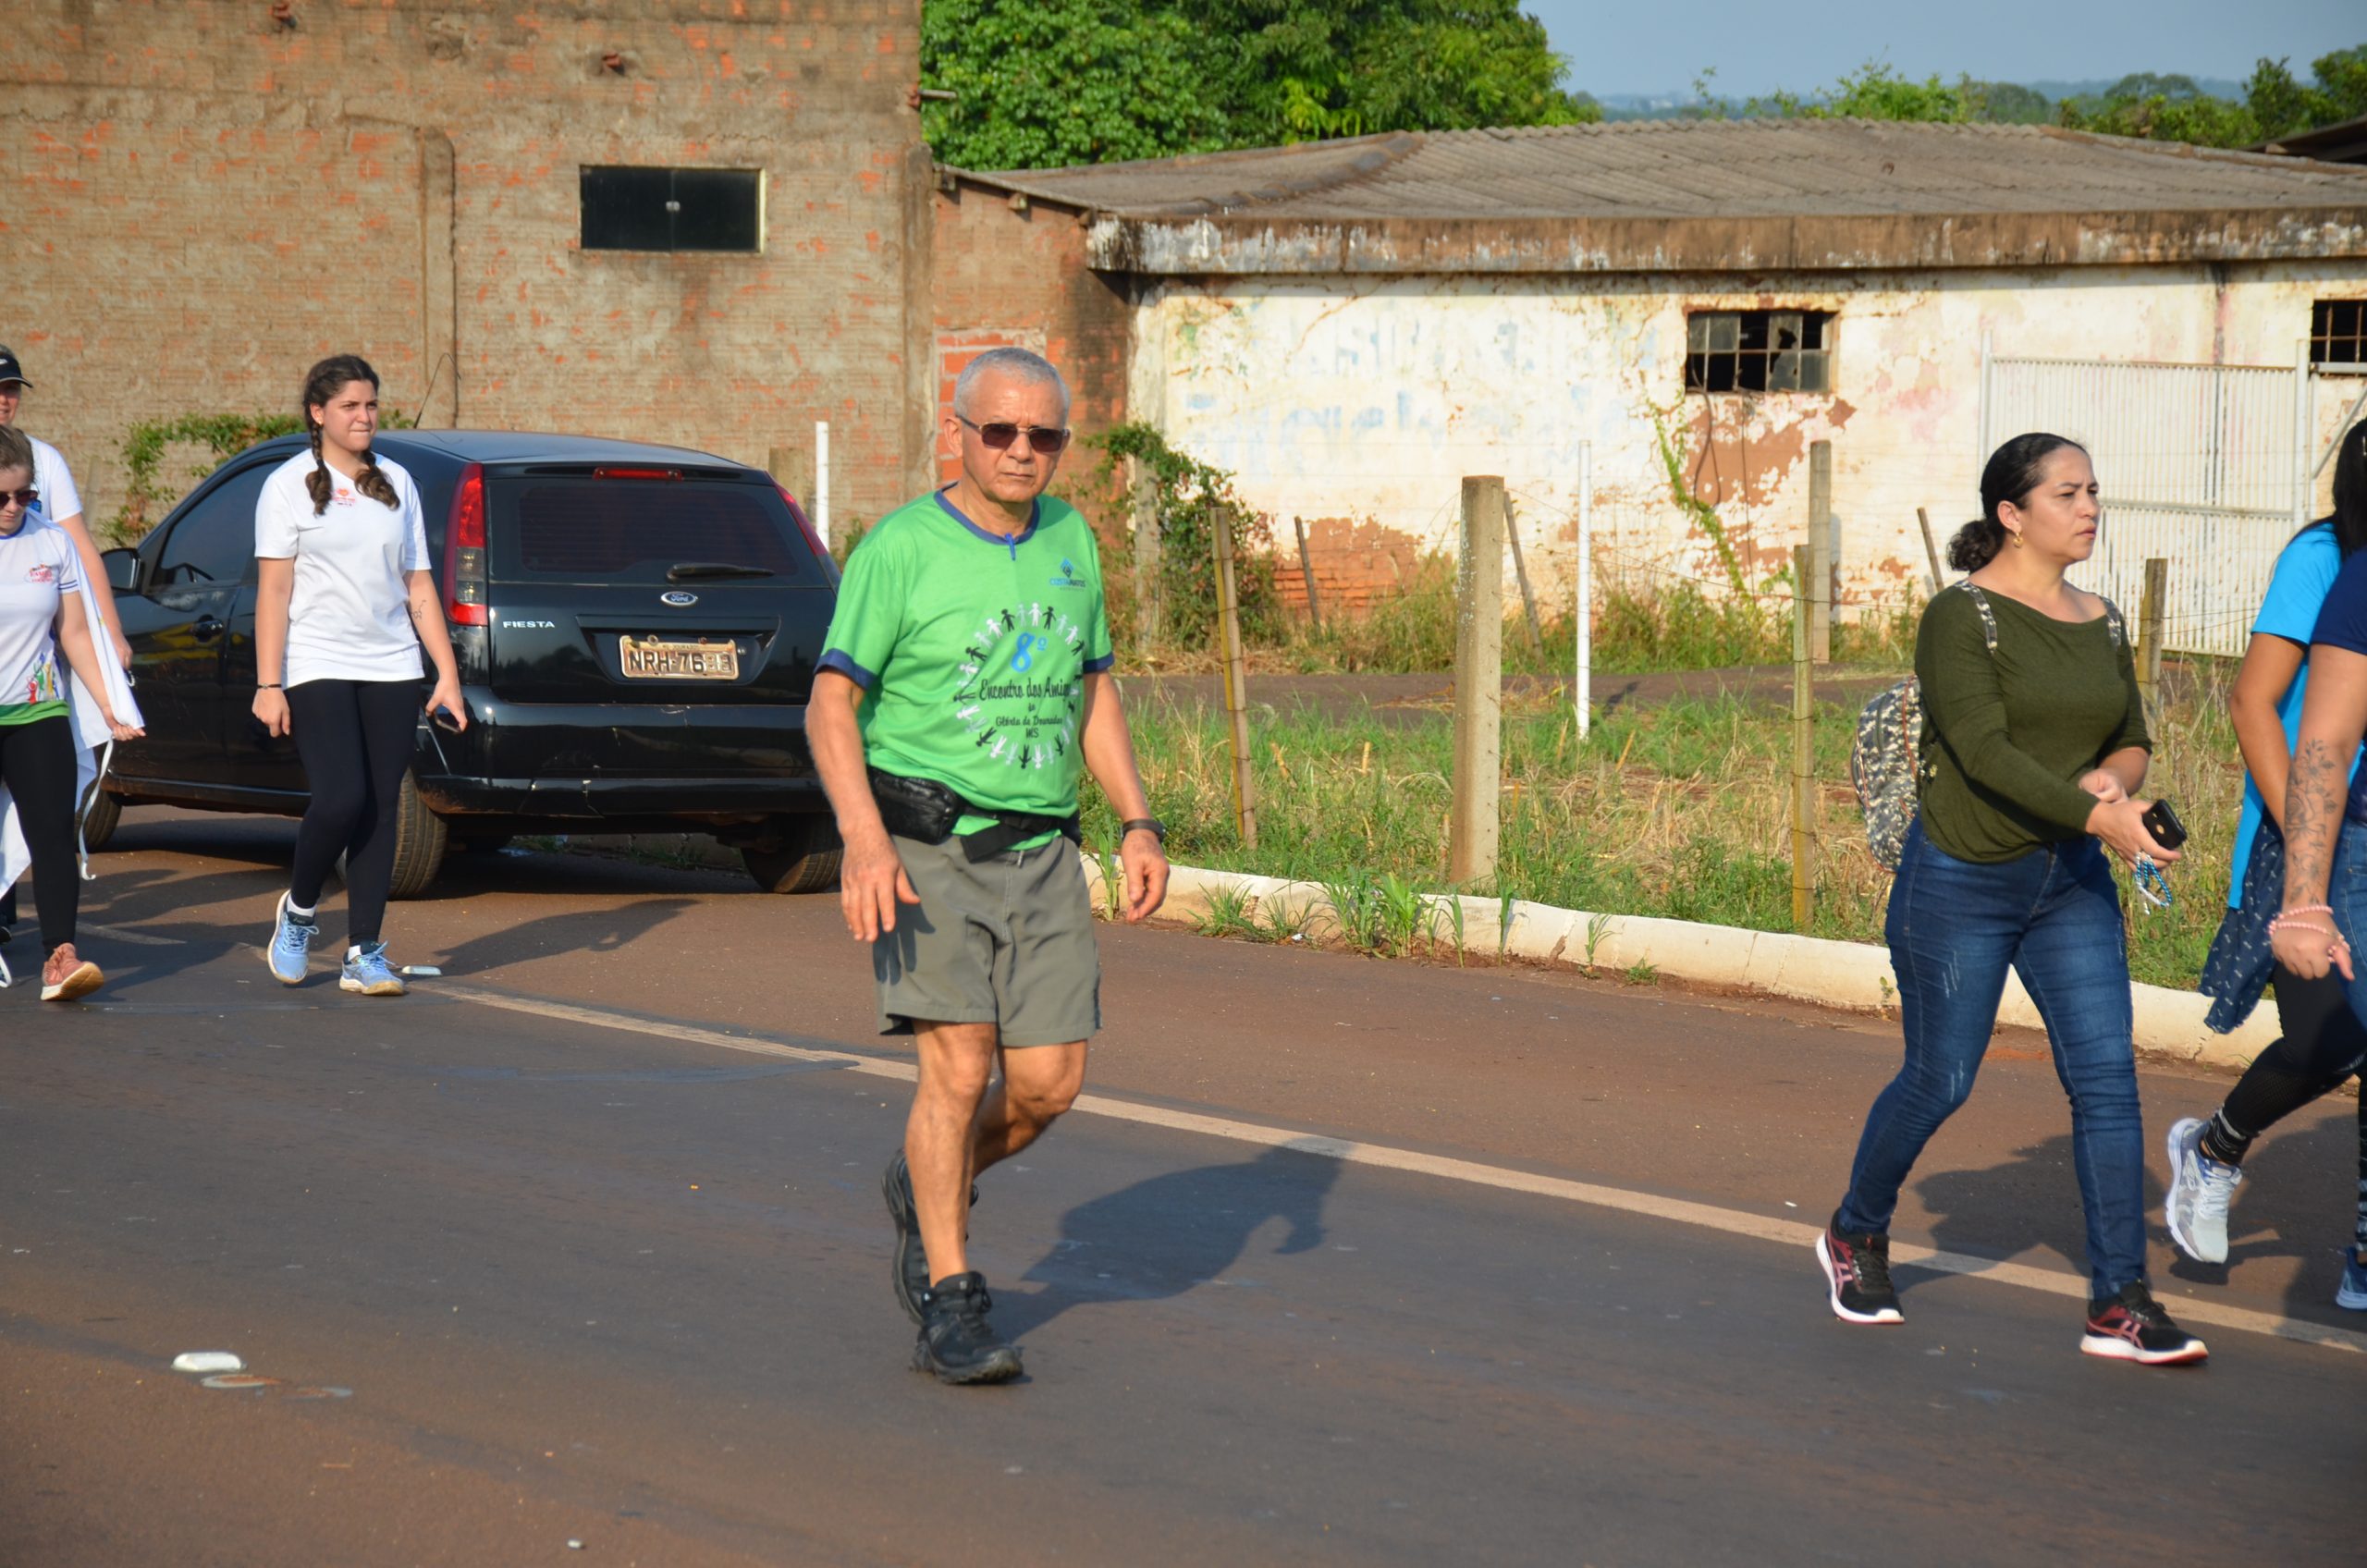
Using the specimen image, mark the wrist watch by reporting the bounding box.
[1121,816,1166,843]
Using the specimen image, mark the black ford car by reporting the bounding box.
[90,431,843,897]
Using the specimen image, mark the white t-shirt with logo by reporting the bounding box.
[0,519,80,719]
[253,452,431,688]
[28,435,82,525]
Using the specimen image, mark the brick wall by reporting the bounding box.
[930,178,1133,497]
[5,0,926,533]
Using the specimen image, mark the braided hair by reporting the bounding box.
[300,354,399,516]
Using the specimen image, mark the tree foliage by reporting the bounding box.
[921,0,1597,172]
[1743,62,1979,124]
[2059,44,2367,148]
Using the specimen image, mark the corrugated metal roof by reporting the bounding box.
[964,118,2367,222]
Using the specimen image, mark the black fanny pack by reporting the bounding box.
[868,767,1081,863]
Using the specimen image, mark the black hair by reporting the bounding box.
[300,354,398,517]
[2326,418,2367,559]
[1947,432,2091,571]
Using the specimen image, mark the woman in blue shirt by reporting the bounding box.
[2183,418,2367,1311]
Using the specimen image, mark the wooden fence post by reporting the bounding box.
[1131,458,1162,646]
[767,445,812,511]
[1450,478,1505,886]
[1293,516,1322,631]
[1806,441,1833,663]
[2137,557,2168,725]
[1503,497,1544,655]
[1915,507,1944,592]
[1213,504,1257,851]
[1791,543,1815,933]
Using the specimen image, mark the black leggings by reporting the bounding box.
[2215,962,2367,1245]
[0,715,80,954]
[288,680,419,947]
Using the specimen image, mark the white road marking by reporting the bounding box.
[473,986,2367,1358]
[80,923,183,947]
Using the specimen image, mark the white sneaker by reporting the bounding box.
[2163,1117,2242,1264]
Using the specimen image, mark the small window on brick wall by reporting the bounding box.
[581,166,764,253]
[1686,310,1836,393]
[2313,300,2367,367]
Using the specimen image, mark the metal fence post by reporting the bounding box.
[1576,441,1592,741]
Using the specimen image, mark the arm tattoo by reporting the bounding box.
[2284,737,2345,904]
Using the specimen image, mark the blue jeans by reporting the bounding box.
[1839,820,2147,1299]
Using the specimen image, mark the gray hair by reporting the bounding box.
[951,347,1071,425]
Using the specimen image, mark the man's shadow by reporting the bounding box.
[1912,1114,2361,1323]
[996,1144,1342,1339]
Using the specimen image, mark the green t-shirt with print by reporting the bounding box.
[819,487,1114,837]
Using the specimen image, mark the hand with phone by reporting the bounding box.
[2086,793,2183,866]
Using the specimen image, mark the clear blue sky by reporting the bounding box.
[1527,0,2364,100]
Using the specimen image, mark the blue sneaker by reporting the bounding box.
[2339,1247,2367,1312]
[267,893,316,986]
[339,940,407,998]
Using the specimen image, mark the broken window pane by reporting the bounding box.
[1685,309,1836,394]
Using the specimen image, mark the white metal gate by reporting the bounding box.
[1978,346,2311,656]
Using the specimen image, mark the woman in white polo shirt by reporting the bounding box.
[252,355,464,997]
[0,425,142,1000]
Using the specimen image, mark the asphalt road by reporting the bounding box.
[3,810,2361,1565]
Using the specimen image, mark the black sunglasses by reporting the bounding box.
[957,415,1070,455]
[0,486,37,509]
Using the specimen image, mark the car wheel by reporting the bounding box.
[79,786,122,851]
[386,772,450,900]
[742,816,841,894]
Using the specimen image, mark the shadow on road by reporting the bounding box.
[427,898,700,976]
[1912,1116,2363,1327]
[998,1145,1342,1339]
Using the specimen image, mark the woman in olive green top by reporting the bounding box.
[1815,434,2206,1366]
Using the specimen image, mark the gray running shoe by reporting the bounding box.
[2163,1117,2241,1264]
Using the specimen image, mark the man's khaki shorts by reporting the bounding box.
[872,832,1102,1047]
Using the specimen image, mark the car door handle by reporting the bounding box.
[192,616,226,643]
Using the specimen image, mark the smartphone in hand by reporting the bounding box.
[2140,798,2188,851]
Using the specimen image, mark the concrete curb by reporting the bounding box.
[1091,854,2278,1075]
[542,831,2274,1072]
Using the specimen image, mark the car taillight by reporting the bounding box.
[778,484,839,585]
[445,462,487,627]
[592,466,682,482]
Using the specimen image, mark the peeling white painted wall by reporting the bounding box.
[1129,261,2367,620]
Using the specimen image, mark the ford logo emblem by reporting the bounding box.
[660,590,698,606]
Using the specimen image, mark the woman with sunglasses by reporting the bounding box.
[252,355,465,997]
[0,425,142,1000]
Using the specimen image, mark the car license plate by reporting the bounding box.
[620,635,740,680]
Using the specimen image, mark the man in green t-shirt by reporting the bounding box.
[810,347,1170,1385]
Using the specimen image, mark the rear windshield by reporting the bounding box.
[486,475,816,584]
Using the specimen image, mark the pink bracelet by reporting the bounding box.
[2280,903,2334,918]
[2269,916,2348,944]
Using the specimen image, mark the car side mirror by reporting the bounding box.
[102,547,144,594]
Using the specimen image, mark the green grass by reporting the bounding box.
[1124,557,1919,678]
[1085,667,2239,991]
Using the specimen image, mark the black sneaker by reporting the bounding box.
[882,1151,979,1325]
[1817,1211,1905,1325]
[2081,1281,2208,1366]
[912,1271,1024,1385]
